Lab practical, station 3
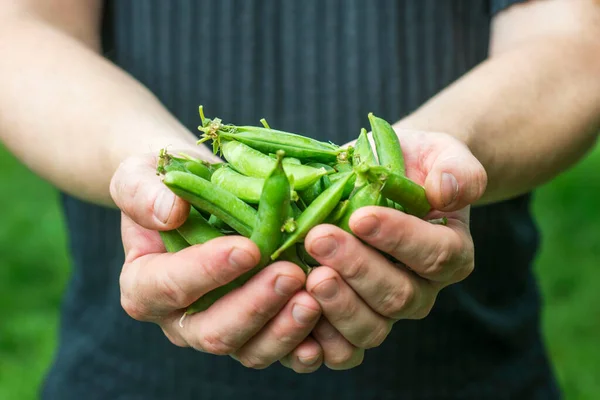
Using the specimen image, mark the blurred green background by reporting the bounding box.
[0,142,598,399]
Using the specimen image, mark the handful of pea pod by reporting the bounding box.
[157,106,444,316]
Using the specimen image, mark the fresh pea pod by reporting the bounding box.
[271,172,355,260]
[368,112,405,176]
[184,160,212,181]
[338,182,383,233]
[211,166,265,204]
[162,171,257,237]
[159,230,190,253]
[329,172,357,199]
[298,179,324,206]
[268,154,302,165]
[353,128,378,166]
[186,152,291,314]
[322,200,350,225]
[363,165,430,218]
[221,140,326,190]
[177,208,223,244]
[281,247,313,274]
[334,162,353,173]
[208,214,234,232]
[297,244,319,267]
[307,162,336,174]
[387,199,405,212]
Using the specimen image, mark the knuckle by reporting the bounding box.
[326,349,363,370]
[342,255,368,282]
[271,325,301,347]
[378,283,416,319]
[201,259,233,288]
[196,331,237,355]
[237,354,272,370]
[356,322,390,349]
[158,269,193,308]
[421,243,452,279]
[120,295,150,321]
[245,299,276,323]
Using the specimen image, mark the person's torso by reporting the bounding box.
[42,1,559,399]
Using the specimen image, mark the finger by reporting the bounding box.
[349,207,474,283]
[110,153,190,230]
[306,267,392,348]
[305,225,437,320]
[165,262,306,356]
[233,291,321,369]
[119,233,260,321]
[312,318,364,371]
[423,143,487,212]
[280,336,324,374]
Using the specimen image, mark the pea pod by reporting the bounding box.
[297,244,319,267]
[368,112,405,176]
[338,182,383,233]
[211,166,265,204]
[268,154,302,165]
[221,140,326,190]
[363,165,430,218]
[208,214,234,232]
[322,200,349,225]
[184,160,212,181]
[307,162,336,174]
[186,152,291,314]
[387,199,405,212]
[176,208,224,245]
[162,171,257,237]
[329,172,356,200]
[353,128,378,167]
[271,172,355,260]
[159,230,190,253]
[298,178,324,206]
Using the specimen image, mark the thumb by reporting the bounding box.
[424,149,487,212]
[110,154,190,230]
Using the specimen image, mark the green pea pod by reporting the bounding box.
[281,247,312,274]
[338,182,383,233]
[186,152,291,314]
[329,172,356,199]
[162,171,257,237]
[307,162,336,174]
[268,154,302,165]
[156,148,188,175]
[298,178,324,206]
[297,244,319,267]
[428,217,448,226]
[177,208,223,244]
[221,140,326,190]
[368,112,405,176]
[211,166,265,204]
[334,162,353,173]
[320,174,332,190]
[159,230,190,253]
[353,128,378,166]
[271,172,355,260]
[323,200,350,225]
[208,214,234,232]
[364,165,430,218]
[387,199,405,212]
[184,160,212,181]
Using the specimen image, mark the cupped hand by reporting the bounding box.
[110,152,324,372]
[301,129,487,370]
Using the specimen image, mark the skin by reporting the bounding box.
[0,0,599,373]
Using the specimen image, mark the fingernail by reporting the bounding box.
[311,278,339,301]
[353,214,380,237]
[441,172,459,207]
[310,236,337,258]
[228,247,256,270]
[298,354,320,366]
[275,275,303,297]
[292,303,319,324]
[154,190,176,224]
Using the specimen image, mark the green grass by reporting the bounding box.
[0,142,599,399]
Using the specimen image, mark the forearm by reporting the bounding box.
[0,16,215,207]
[398,36,600,204]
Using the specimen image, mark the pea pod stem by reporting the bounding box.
[162,171,257,237]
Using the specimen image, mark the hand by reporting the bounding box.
[110,152,324,371]
[300,129,487,370]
